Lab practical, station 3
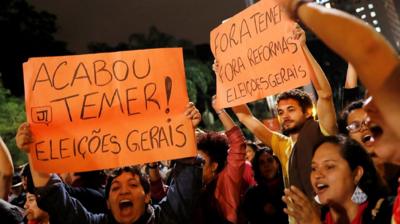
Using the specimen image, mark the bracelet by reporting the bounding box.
[216,109,226,115]
[291,0,312,21]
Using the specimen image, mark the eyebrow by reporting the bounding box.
[111,177,138,185]
[312,159,338,164]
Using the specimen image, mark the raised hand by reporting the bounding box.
[282,186,321,224]
[185,102,201,128]
[16,122,33,153]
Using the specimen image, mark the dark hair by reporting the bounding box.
[245,141,259,153]
[251,147,282,183]
[313,135,388,222]
[105,166,150,199]
[339,100,364,134]
[276,89,313,113]
[20,164,35,194]
[74,170,107,189]
[196,131,229,174]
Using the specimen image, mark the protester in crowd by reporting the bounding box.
[341,100,400,194]
[194,96,246,224]
[277,0,400,163]
[242,147,288,224]
[0,135,14,200]
[0,198,24,224]
[283,135,391,224]
[245,141,258,163]
[16,102,203,224]
[277,2,400,221]
[25,192,50,224]
[229,25,337,201]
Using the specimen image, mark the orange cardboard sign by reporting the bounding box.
[23,48,196,173]
[210,0,312,108]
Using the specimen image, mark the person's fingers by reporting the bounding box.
[289,186,309,206]
[189,108,199,118]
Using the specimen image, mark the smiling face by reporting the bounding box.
[107,172,150,224]
[277,99,310,135]
[24,193,49,222]
[311,143,362,206]
[363,96,400,164]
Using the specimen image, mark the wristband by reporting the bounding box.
[216,109,226,115]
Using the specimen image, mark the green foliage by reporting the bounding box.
[0,82,27,166]
[0,0,69,96]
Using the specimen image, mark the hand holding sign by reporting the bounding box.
[23,48,197,173]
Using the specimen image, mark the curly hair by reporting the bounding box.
[196,131,229,174]
[276,89,313,113]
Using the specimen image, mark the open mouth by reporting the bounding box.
[369,123,383,141]
[315,183,329,194]
[361,134,375,147]
[119,199,133,210]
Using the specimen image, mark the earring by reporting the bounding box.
[351,186,368,204]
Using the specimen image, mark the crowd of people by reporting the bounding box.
[1,0,400,223]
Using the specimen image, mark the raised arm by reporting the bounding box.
[344,63,357,89]
[282,1,400,136]
[342,63,362,108]
[159,102,203,223]
[16,122,105,223]
[297,26,337,135]
[15,123,51,188]
[0,136,13,199]
[211,95,236,131]
[232,104,275,147]
[292,2,399,91]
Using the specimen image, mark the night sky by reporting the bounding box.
[30,0,246,52]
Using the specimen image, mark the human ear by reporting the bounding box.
[353,166,364,184]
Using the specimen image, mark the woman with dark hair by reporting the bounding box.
[283,135,391,224]
[193,96,246,224]
[242,148,288,224]
[340,100,400,195]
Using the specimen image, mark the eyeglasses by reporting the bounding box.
[346,120,368,133]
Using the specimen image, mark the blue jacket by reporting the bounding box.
[35,160,202,224]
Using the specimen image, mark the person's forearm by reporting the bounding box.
[302,45,332,99]
[0,137,13,199]
[216,109,236,131]
[344,63,357,89]
[297,3,398,92]
[28,155,51,187]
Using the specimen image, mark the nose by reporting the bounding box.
[312,168,324,179]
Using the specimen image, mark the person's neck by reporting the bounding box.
[329,200,359,224]
[290,132,300,142]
